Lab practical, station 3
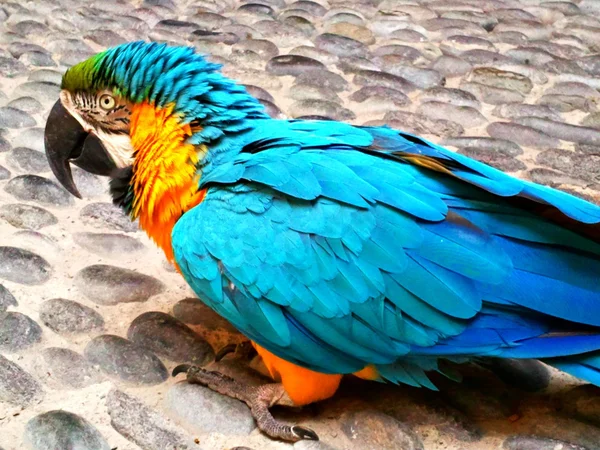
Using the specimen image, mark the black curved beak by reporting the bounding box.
[44,100,117,199]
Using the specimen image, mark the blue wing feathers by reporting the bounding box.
[172,118,600,387]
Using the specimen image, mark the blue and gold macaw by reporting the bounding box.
[45,41,600,441]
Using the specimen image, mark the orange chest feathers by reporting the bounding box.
[129,102,206,262]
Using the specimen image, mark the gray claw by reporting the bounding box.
[172,364,192,377]
[292,425,319,441]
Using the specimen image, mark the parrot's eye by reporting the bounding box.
[99,94,116,110]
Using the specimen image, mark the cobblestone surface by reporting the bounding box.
[1,0,600,449]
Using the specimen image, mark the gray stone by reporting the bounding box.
[460,83,525,105]
[12,127,45,153]
[0,56,26,77]
[0,354,43,406]
[233,39,278,59]
[0,312,42,351]
[0,165,10,180]
[39,299,105,334]
[288,46,338,65]
[389,29,427,43]
[24,411,110,450]
[166,382,255,435]
[582,112,600,129]
[252,20,308,47]
[487,122,559,149]
[350,86,410,106]
[441,35,497,54]
[295,70,348,92]
[380,111,464,138]
[84,335,168,384]
[283,16,315,36]
[467,67,533,94]
[315,33,367,58]
[461,50,517,66]
[537,149,600,184]
[85,29,127,47]
[41,347,103,389]
[243,85,275,103]
[0,107,35,128]
[0,284,17,312]
[0,136,10,153]
[6,97,42,114]
[7,147,49,173]
[80,203,137,232]
[13,81,60,105]
[290,99,355,121]
[418,87,480,110]
[576,55,600,76]
[503,436,588,450]
[127,311,214,365]
[516,117,600,146]
[341,410,424,450]
[191,30,240,45]
[458,148,525,172]
[73,232,145,258]
[528,168,587,189]
[107,389,196,450]
[337,56,380,74]
[431,55,473,77]
[382,64,444,90]
[0,203,57,230]
[172,298,238,332]
[266,55,325,76]
[20,51,56,67]
[417,102,487,128]
[373,44,422,63]
[258,99,284,119]
[290,84,341,103]
[538,94,595,113]
[492,104,561,121]
[353,70,417,94]
[5,175,73,207]
[75,265,165,305]
[507,47,556,66]
[442,137,523,157]
[0,246,51,285]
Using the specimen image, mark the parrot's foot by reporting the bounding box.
[172,364,318,442]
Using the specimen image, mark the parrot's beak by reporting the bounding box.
[44,99,117,199]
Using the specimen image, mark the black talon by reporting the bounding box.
[172,364,192,377]
[215,343,238,362]
[291,425,319,441]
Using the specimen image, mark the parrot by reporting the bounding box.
[44,41,600,442]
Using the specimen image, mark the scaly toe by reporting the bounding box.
[291,425,319,441]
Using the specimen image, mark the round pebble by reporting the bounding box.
[74,264,165,305]
[172,298,238,332]
[39,299,105,334]
[266,54,324,76]
[7,147,49,173]
[0,354,43,406]
[0,284,17,312]
[0,107,35,128]
[84,334,168,384]
[0,246,51,285]
[73,232,145,258]
[79,202,138,232]
[0,311,42,351]
[127,311,215,365]
[41,347,103,389]
[166,382,255,435]
[107,389,196,449]
[0,204,58,230]
[4,175,74,207]
[24,411,110,450]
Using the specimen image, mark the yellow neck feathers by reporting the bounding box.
[129,102,206,262]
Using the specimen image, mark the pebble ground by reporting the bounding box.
[1,0,600,449]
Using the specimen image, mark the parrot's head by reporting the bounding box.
[44,41,267,200]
